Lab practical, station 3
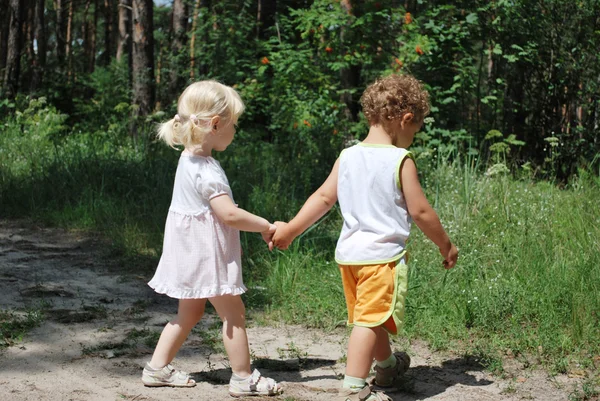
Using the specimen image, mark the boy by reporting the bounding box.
[273,74,458,401]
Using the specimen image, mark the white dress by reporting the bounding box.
[148,150,245,299]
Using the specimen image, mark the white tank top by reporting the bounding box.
[335,143,412,265]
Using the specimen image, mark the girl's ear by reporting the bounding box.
[401,113,414,126]
[211,115,221,131]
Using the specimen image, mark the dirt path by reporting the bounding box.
[0,220,585,401]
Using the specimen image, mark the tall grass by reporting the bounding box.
[1,101,599,375]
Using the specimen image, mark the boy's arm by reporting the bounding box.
[210,194,275,234]
[400,157,458,269]
[273,158,340,249]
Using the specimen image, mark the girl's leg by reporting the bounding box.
[149,298,207,369]
[345,325,380,379]
[209,295,252,377]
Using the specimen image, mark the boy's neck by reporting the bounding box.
[362,125,394,146]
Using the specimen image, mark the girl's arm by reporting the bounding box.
[400,157,458,269]
[210,195,274,234]
[273,158,340,249]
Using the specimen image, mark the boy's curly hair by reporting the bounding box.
[360,74,430,126]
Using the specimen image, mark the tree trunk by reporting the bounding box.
[102,0,114,64]
[25,0,34,78]
[0,0,10,75]
[131,0,155,119]
[116,0,131,62]
[257,0,276,39]
[189,0,202,81]
[65,0,74,82]
[53,0,66,65]
[339,0,361,121]
[4,0,23,98]
[83,0,98,73]
[168,0,187,97]
[31,0,46,91]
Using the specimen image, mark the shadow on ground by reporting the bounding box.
[185,355,492,400]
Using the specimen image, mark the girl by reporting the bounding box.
[142,80,282,397]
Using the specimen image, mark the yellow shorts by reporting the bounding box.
[338,260,409,335]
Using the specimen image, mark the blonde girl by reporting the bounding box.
[142,80,282,397]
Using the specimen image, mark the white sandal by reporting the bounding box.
[141,363,196,387]
[228,369,283,397]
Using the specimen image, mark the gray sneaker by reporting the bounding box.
[373,352,410,387]
[338,386,392,401]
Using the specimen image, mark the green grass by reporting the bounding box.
[0,309,45,348]
[1,105,599,382]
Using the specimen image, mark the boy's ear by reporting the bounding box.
[401,113,414,125]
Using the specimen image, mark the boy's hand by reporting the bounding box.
[441,243,458,269]
[272,221,293,250]
[261,223,277,251]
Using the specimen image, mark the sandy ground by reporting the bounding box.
[0,220,589,401]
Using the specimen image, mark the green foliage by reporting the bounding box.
[72,60,132,134]
[0,309,44,348]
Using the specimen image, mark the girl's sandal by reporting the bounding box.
[141,363,196,387]
[228,369,283,397]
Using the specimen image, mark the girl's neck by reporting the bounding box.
[186,144,212,157]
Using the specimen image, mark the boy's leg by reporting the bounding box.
[149,298,206,369]
[209,294,252,377]
[373,328,392,362]
[342,327,394,400]
[345,325,379,380]
[372,323,410,387]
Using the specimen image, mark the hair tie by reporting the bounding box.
[174,114,181,123]
[190,114,198,124]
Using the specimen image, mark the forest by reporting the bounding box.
[1,0,599,178]
[0,1,599,398]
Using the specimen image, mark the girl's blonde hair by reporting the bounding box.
[158,80,245,149]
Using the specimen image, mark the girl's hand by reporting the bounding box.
[272,221,293,250]
[261,223,277,250]
[441,243,458,269]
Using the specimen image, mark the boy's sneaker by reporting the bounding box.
[141,363,196,387]
[228,369,283,397]
[373,352,410,387]
[338,385,392,401]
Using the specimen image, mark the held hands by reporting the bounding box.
[261,221,294,251]
[261,223,277,251]
[440,243,458,270]
[272,221,294,250]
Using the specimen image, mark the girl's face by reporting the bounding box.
[213,119,236,151]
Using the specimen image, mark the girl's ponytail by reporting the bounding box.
[157,117,180,148]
